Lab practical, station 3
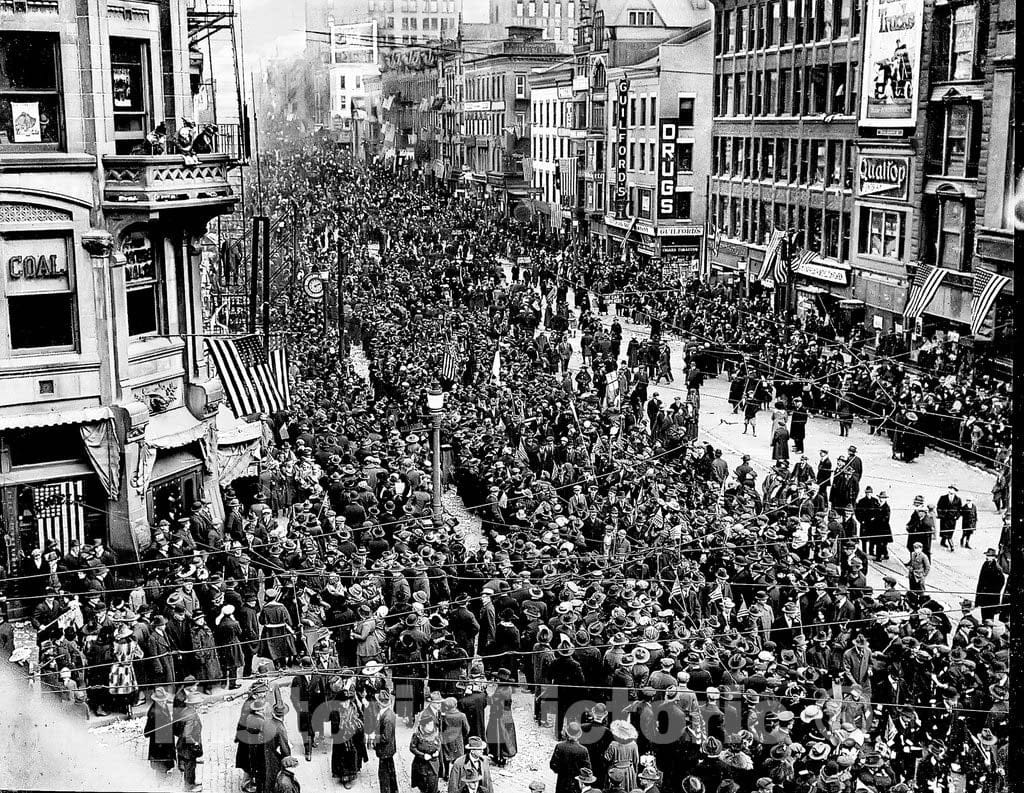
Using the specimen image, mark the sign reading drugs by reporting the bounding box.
[658,120,678,219]
[859,0,923,129]
[614,77,630,218]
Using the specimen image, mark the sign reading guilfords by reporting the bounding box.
[614,77,630,218]
[858,154,910,201]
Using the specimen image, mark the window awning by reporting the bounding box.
[216,404,263,446]
[0,406,112,431]
[218,440,261,485]
[151,449,203,483]
[145,407,207,450]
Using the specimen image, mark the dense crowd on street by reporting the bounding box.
[0,141,1011,793]
[567,259,1011,478]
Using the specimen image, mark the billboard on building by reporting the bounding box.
[859,0,923,129]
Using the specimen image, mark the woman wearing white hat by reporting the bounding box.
[214,604,244,690]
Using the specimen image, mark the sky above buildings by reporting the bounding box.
[242,0,490,70]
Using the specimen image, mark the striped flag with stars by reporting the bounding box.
[758,230,786,281]
[904,262,949,321]
[206,334,286,418]
[970,269,1010,337]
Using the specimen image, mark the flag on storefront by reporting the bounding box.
[903,262,949,322]
[33,480,86,556]
[970,269,1010,337]
[758,230,786,281]
[269,346,292,409]
[792,248,817,272]
[206,334,287,418]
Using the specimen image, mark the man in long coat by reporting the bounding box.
[262,703,293,793]
[975,549,1006,620]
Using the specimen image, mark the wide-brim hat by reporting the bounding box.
[609,719,638,741]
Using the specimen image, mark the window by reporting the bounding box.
[938,198,970,271]
[112,37,153,153]
[649,96,657,125]
[0,32,63,150]
[627,10,655,26]
[949,4,977,80]
[824,210,842,258]
[678,97,695,126]
[123,230,164,337]
[830,64,847,114]
[515,74,526,99]
[676,192,692,220]
[630,97,637,126]
[942,103,972,175]
[677,142,693,172]
[639,97,647,126]
[5,232,77,352]
[516,0,524,14]
[860,208,904,260]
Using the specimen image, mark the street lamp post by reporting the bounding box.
[319,265,330,337]
[426,384,445,530]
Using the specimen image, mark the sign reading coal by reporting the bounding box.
[3,234,71,294]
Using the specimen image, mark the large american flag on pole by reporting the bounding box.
[440,342,460,383]
[206,334,287,418]
[904,262,949,321]
[970,269,1010,337]
[758,230,786,281]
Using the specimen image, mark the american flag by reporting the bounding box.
[904,262,949,321]
[440,342,460,383]
[32,480,85,555]
[758,230,786,281]
[206,334,287,418]
[970,269,1010,337]
[792,248,817,272]
[269,347,292,408]
[514,438,530,467]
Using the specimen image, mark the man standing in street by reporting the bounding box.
[375,689,399,793]
[816,450,833,500]
[549,722,590,793]
[789,398,808,454]
[908,542,930,592]
[936,485,963,552]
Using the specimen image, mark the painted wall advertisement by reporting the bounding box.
[859,0,924,129]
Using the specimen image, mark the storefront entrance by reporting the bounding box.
[147,449,205,526]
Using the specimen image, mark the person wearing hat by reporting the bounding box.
[448,736,493,793]
[485,668,518,766]
[189,610,222,695]
[907,541,930,592]
[273,755,301,793]
[213,603,244,690]
[176,690,204,790]
[372,689,399,793]
[936,484,963,552]
[976,548,1006,621]
[409,713,442,793]
[906,496,935,557]
[549,722,590,793]
[145,686,177,772]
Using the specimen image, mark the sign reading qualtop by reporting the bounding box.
[860,0,923,129]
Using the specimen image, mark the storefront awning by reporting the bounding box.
[216,404,262,446]
[218,440,261,485]
[0,406,112,431]
[145,407,207,450]
[151,449,204,483]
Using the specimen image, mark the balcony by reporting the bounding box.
[102,154,236,213]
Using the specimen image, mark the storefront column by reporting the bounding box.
[82,230,119,402]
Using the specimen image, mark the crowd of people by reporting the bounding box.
[569,259,1012,477]
[0,142,1012,793]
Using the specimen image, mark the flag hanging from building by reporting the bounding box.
[758,230,786,281]
[903,262,949,321]
[33,480,85,558]
[792,248,817,271]
[206,334,287,418]
[269,346,292,409]
[970,269,1010,337]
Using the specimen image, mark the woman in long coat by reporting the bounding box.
[145,687,177,772]
[189,613,222,693]
[260,588,297,669]
[410,717,443,793]
[603,720,640,792]
[214,605,245,689]
[771,424,790,463]
[485,671,518,766]
[329,686,367,789]
[108,625,143,716]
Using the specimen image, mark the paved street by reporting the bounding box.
[586,310,1000,612]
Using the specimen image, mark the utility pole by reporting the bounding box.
[261,214,271,351]
[337,236,350,375]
